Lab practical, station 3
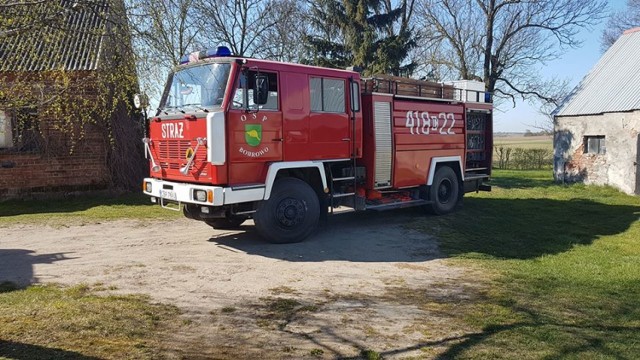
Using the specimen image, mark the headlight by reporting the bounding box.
[144,181,152,193]
[194,189,207,202]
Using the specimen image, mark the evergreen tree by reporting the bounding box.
[304,0,416,76]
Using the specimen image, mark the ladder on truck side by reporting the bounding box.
[328,78,360,214]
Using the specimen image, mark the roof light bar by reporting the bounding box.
[178,46,233,65]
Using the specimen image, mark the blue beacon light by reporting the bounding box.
[180,46,232,64]
[179,54,190,64]
[205,46,232,58]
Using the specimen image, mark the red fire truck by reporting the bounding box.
[140,46,492,243]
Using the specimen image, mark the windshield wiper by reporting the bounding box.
[163,105,186,114]
[181,103,210,113]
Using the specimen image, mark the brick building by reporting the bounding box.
[0,0,143,198]
[553,28,640,195]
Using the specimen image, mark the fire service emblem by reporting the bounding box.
[245,124,262,147]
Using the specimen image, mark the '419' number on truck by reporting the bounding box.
[405,111,455,135]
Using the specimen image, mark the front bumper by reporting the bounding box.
[142,178,265,207]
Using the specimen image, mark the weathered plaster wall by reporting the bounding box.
[554,111,640,195]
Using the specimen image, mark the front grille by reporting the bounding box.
[158,140,191,159]
[155,139,208,176]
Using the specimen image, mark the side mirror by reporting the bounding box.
[350,80,360,112]
[253,74,269,105]
[134,93,149,109]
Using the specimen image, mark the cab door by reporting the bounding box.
[307,76,351,159]
[227,70,283,184]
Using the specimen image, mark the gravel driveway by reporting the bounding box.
[0,209,481,359]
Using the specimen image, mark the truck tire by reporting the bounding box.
[204,216,246,230]
[254,177,320,244]
[428,166,460,215]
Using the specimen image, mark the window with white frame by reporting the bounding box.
[584,135,605,154]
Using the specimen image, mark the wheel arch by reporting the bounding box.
[264,161,328,200]
[426,156,464,186]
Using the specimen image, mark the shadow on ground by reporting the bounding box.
[0,250,75,287]
[207,196,639,262]
[489,173,556,189]
[0,340,101,360]
[164,279,640,359]
[208,208,443,263]
[419,197,640,260]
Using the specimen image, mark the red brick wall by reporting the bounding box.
[0,72,111,198]
[0,133,109,198]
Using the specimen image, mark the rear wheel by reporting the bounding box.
[254,177,320,244]
[204,216,246,230]
[428,166,460,215]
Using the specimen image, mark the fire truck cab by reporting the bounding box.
[141,46,492,243]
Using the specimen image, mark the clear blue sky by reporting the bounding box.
[494,0,628,132]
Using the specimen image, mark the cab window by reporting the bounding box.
[232,70,279,110]
[310,77,345,113]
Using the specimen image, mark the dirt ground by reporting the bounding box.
[0,210,484,359]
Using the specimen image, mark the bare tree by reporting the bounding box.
[195,0,281,58]
[601,0,640,50]
[416,0,607,105]
[126,0,203,105]
[257,0,309,62]
[529,77,571,133]
[125,0,312,105]
[416,0,484,81]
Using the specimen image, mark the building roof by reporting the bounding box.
[554,27,640,117]
[0,0,110,72]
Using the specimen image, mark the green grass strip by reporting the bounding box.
[412,169,640,359]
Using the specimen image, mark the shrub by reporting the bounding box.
[494,147,552,170]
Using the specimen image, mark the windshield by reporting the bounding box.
[161,63,231,112]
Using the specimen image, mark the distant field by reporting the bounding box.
[493,135,553,169]
[494,135,553,150]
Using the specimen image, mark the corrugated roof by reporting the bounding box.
[0,0,109,72]
[554,27,640,117]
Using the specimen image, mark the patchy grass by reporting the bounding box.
[410,169,640,359]
[251,297,321,331]
[0,283,180,359]
[220,306,236,313]
[266,298,301,315]
[0,193,180,226]
[360,349,383,360]
[269,285,300,295]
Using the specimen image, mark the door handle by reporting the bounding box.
[342,138,351,141]
[272,138,283,142]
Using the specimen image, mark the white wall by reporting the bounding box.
[554,110,640,195]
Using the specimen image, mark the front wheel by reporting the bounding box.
[428,166,460,215]
[253,177,320,244]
